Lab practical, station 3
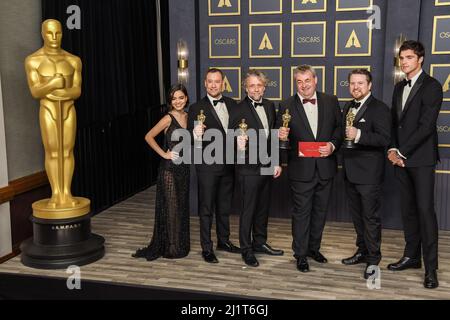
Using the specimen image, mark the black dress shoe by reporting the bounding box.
[424,270,439,289]
[387,257,421,271]
[202,251,219,263]
[253,243,284,256]
[242,252,259,267]
[307,251,328,263]
[364,264,379,280]
[217,241,241,254]
[296,257,309,272]
[342,252,366,265]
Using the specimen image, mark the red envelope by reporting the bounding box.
[298,142,327,157]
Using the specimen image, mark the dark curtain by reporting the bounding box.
[159,0,171,98]
[42,0,169,214]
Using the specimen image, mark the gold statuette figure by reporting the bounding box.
[195,109,206,149]
[197,109,206,124]
[282,109,291,129]
[238,118,248,152]
[25,19,89,219]
[279,109,291,150]
[343,111,356,149]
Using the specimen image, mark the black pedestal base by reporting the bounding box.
[20,214,105,269]
[342,139,357,149]
[279,139,290,150]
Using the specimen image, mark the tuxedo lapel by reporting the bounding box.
[396,84,404,121]
[263,99,274,128]
[354,95,372,123]
[245,97,265,130]
[316,92,325,139]
[293,94,316,139]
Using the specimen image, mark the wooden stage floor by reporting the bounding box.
[1,186,449,299]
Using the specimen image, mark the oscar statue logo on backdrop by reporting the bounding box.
[250,23,282,58]
[444,75,450,93]
[293,0,326,13]
[208,0,240,16]
[259,33,274,50]
[430,64,450,101]
[345,29,363,48]
[223,76,233,93]
[336,20,372,56]
[218,0,232,7]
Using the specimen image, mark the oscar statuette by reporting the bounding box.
[343,111,357,149]
[238,118,248,160]
[279,109,291,150]
[21,19,104,269]
[195,109,206,149]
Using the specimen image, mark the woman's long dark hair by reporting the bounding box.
[167,84,189,111]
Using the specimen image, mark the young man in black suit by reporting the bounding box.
[234,69,283,267]
[340,69,391,279]
[187,68,241,263]
[277,65,342,272]
[387,41,443,289]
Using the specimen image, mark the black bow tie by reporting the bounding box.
[212,98,224,106]
[302,98,316,105]
[253,102,264,108]
[403,79,412,87]
[352,101,362,109]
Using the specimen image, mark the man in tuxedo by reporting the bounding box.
[278,65,342,272]
[234,69,284,267]
[387,41,443,289]
[187,68,241,263]
[340,69,391,279]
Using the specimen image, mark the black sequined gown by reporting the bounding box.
[133,113,190,260]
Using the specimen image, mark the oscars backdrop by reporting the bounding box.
[190,0,450,230]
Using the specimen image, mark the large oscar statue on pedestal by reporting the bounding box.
[21,19,104,269]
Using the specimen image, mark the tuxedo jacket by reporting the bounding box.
[342,95,391,185]
[276,92,343,182]
[234,96,277,176]
[390,72,443,167]
[187,95,239,174]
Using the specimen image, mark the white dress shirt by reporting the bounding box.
[249,98,269,137]
[208,94,229,132]
[297,91,335,152]
[297,92,318,139]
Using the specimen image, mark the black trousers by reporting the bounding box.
[197,172,234,252]
[238,175,270,253]
[290,173,333,259]
[345,181,382,265]
[395,165,439,270]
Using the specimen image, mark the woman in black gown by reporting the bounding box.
[133,84,190,260]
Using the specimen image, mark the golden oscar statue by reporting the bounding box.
[21,19,104,269]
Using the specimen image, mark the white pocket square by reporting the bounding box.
[359,118,366,123]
